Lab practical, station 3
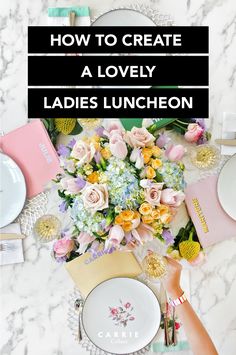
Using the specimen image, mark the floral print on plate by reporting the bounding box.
[109,300,135,327]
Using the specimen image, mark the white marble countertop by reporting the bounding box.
[1,1,236,355]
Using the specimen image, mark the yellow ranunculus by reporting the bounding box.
[87,171,99,183]
[151,209,160,220]
[142,147,153,157]
[120,210,135,221]
[142,215,154,224]
[160,213,172,224]
[143,153,151,164]
[122,221,133,232]
[152,146,162,157]
[139,203,153,216]
[101,147,112,159]
[158,204,169,215]
[151,158,163,169]
[146,166,156,179]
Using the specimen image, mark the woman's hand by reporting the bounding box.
[162,256,183,299]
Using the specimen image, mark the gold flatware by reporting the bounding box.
[215,139,236,146]
[171,306,178,346]
[160,284,170,347]
[69,11,76,26]
[0,233,25,240]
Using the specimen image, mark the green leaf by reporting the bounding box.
[120,118,143,130]
[70,122,83,135]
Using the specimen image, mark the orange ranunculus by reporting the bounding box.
[87,171,99,183]
[142,215,154,224]
[122,221,133,232]
[142,147,153,157]
[152,146,162,157]
[151,209,160,220]
[139,202,153,216]
[143,153,151,164]
[115,215,124,225]
[151,158,163,169]
[101,147,112,159]
[120,210,135,221]
[145,166,156,179]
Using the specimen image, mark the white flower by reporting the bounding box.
[130,148,144,169]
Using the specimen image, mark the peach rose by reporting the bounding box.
[161,188,185,207]
[70,140,95,166]
[144,183,164,206]
[126,127,155,148]
[53,238,74,258]
[184,123,204,143]
[81,183,109,213]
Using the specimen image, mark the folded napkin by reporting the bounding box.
[48,7,90,26]
[221,112,236,155]
[0,223,24,266]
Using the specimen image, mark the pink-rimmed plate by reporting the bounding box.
[82,277,161,354]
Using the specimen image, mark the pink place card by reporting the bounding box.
[185,175,236,248]
[0,120,61,198]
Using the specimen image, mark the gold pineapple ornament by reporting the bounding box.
[54,118,77,135]
[179,232,201,262]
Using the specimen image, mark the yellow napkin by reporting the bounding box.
[65,251,142,298]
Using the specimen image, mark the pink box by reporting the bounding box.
[185,175,236,248]
[0,120,61,198]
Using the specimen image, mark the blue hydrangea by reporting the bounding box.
[158,160,185,191]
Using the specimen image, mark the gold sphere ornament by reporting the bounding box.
[77,119,102,130]
[190,144,220,170]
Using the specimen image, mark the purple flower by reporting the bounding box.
[162,229,175,245]
[156,133,170,148]
[59,200,67,213]
[94,151,102,164]
[57,144,70,158]
[196,119,206,130]
[67,138,76,149]
[75,176,86,190]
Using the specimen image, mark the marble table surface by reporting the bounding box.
[1,0,236,355]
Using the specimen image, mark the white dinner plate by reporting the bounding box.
[217,154,236,220]
[92,8,156,27]
[0,153,26,228]
[82,277,161,354]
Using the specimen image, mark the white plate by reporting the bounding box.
[92,8,156,27]
[217,154,236,220]
[0,153,26,228]
[82,277,161,354]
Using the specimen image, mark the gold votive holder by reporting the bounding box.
[33,215,61,243]
[189,144,220,170]
[142,252,168,280]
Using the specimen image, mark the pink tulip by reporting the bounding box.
[105,225,125,248]
[161,188,185,207]
[165,144,185,162]
[77,232,95,254]
[131,223,154,244]
[184,123,204,143]
[103,120,124,137]
[109,133,128,160]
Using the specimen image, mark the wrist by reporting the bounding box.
[168,287,183,300]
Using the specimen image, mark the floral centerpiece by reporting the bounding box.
[53,120,202,264]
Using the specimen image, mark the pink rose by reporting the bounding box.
[53,238,74,258]
[76,232,95,254]
[130,148,144,169]
[125,127,155,148]
[110,308,118,316]
[161,188,185,207]
[81,183,109,213]
[144,183,164,206]
[70,140,95,166]
[165,144,185,162]
[184,123,204,143]
[124,302,131,309]
[109,133,128,160]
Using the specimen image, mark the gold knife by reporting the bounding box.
[160,284,170,347]
[215,139,236,146]
[0,233,25,240]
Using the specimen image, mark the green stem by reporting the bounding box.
[189,231,194,242]
[172,122,187,132]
